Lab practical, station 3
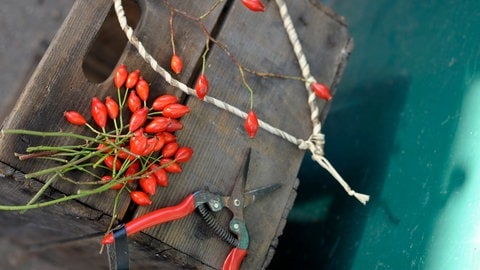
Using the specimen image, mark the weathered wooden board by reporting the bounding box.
[0,0,351,269]
[0,0,225,217]
[0,162,205,269]
[133,1,351,269]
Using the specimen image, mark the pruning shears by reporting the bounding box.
[102,148,280,270]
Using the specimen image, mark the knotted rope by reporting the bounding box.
[112,0,369,204]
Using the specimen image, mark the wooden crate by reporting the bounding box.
[0,0,352,269]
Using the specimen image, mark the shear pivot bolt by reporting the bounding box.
[210,200,220,210]
[234,199,241,207]
[232,223,240,231]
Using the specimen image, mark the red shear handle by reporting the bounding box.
[102,193,196,244]
[223,248,247,270]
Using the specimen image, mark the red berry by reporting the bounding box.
[195,74,209,100]
[171,54,183,75]
[102,175,124,190]
[161,132,177,143]
[160,158,182,173]
[125,161,140,177]
[96,142,110,153]
[139,174,157,195]
[241,0,266,12]
[152,134,166,152]
[91,97,108,128]
[141,137,157,156]
[117,148,135,161]
[104,155,122,171]
[152,94,179,111]
[175,147,193,163]
[130,191,151,206]
[162,142,179,158]
[162,104,190,119]
[129,107,148,132]
[105,96,119,120]
[136,76,149,101]
[130,128,147,155]
[64,111,86,126]
[311,82,332,101]
[165,119,183,132]
[245,109,259,138]
[127,90,142,113]
[126,69,140,89]
[114,64,128,89]
[154,168,168,187]
[148,163,168,187]
[144,117,171,133]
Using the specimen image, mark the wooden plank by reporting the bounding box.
[0,161,211,269]
[133,1,352,269]
[0,0,351,269]
[0,0,225,216]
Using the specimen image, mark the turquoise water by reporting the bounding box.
[270,1,480,269]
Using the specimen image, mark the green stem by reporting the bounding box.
[201,37,209,74]
[2,129,101,144]
[27,144,86,152]
[105,185,127,235]
[170,10,176,55]
[0,178,121,211]
[239,67,254,109]
[24,148,106,179]
[25,173,59,206]
[198,0,224,20]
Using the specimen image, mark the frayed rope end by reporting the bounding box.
[349,191,370,205]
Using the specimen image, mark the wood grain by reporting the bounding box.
[0,0,352,269]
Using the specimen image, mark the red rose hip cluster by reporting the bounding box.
[64,64,193,206]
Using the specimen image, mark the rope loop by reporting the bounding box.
[298,133,325,157]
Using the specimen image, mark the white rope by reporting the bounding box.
[112,0,369,204]
[274,0,369,204]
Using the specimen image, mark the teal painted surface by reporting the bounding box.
[270,1,480,269]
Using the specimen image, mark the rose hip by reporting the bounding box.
[126,69,140,89]
[175,147,193,163]
[161,132,177,143]
[128,90,142,113]
[105,96,119,120]
[311,82,332,101]
[162,141,179,158]
[162,104,190,118]
[102,175,124,190]
[64,111,86,126]
[165,119,183,132]
[130,191,152,206]
[129,107,148,132]
[130,128,147,155]
[152,94,179,111]
[144,117,171,133]
[245,109,259,138]
[148,163,168,187]
[155,168,168,187]
[195,74,209,100]
[139,174,157,195]
[104,155,122,171]
[171,54,183,75]
[160,158,182,173]
[136,76,150,101]
[141,137,157,156]
[91,97,108,128]
[152,134,166,152]
[241,0,266,12]
[114,64,128,89]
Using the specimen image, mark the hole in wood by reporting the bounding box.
[82,0,141,83]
